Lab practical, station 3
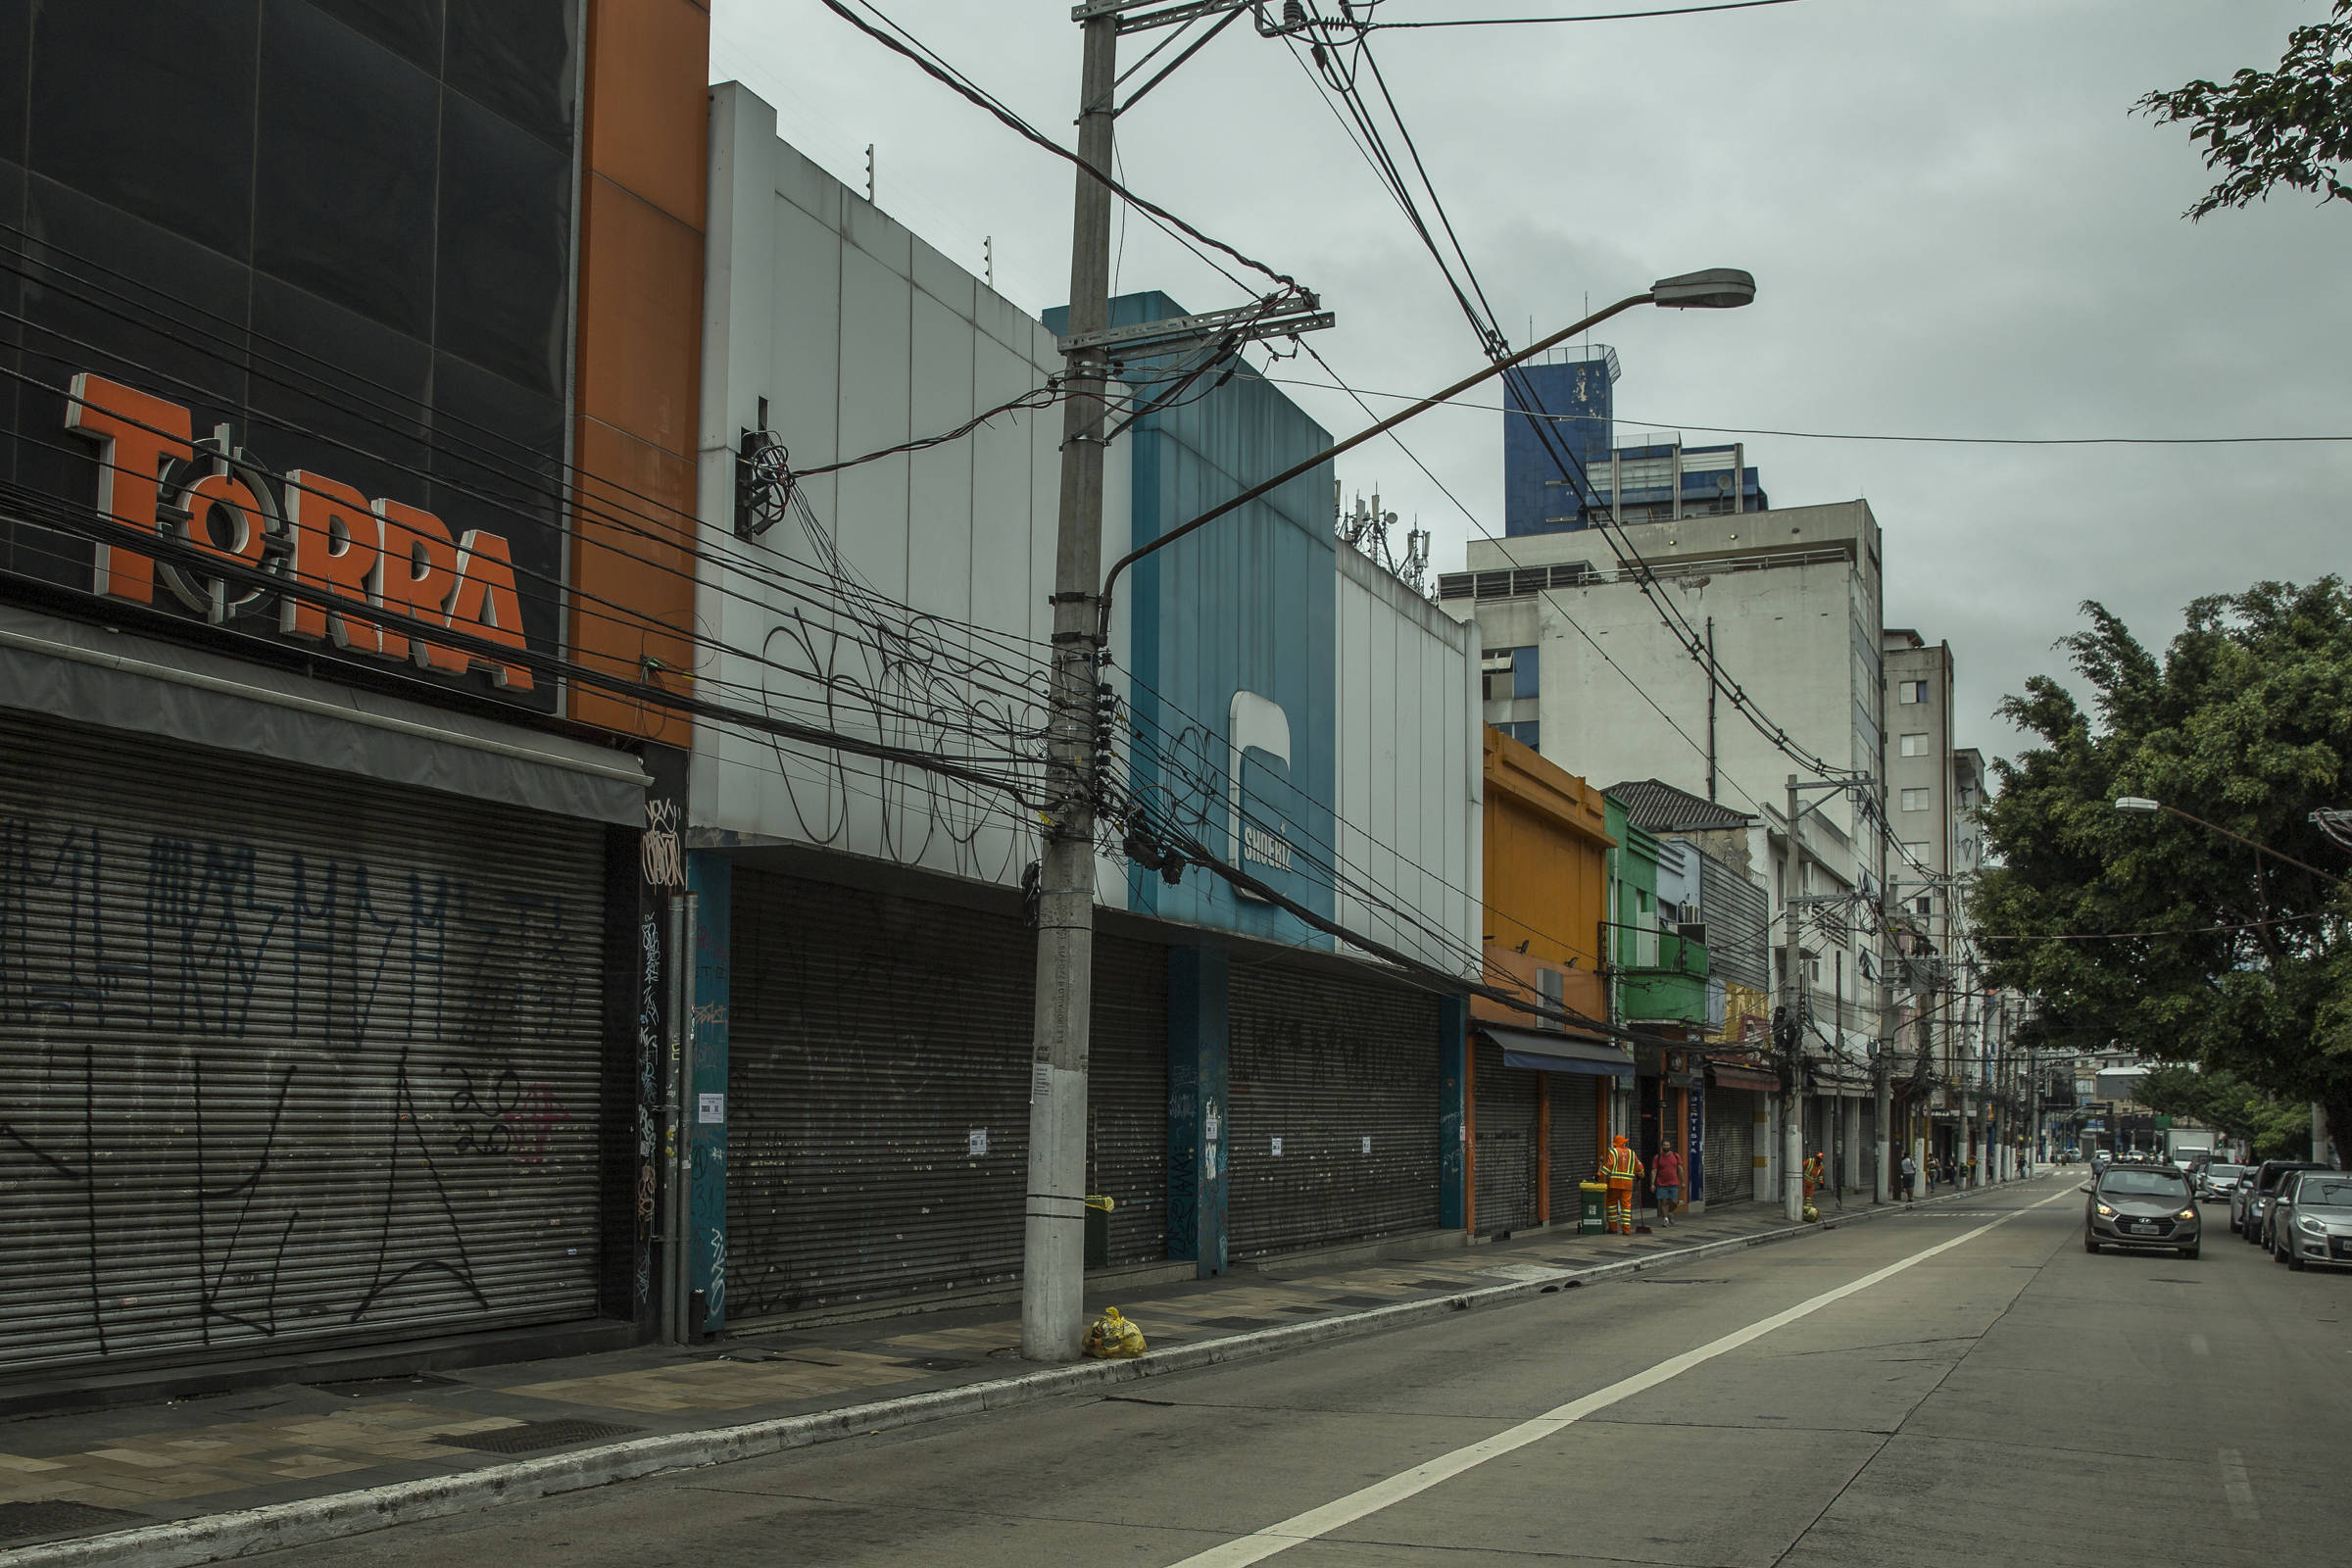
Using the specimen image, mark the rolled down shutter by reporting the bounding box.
[1087,935,1168,1267]
[726,873,1031,1320]
[1227,960,1440,1260]
[1705,1088,1754,1205]
[0,710,608,1379]
[1548,1072,1600,1210]
[1471,1038,1539,1235]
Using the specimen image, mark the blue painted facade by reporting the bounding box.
[1502,355,1766,536]
[687,853,730,1334]
[1054,291,1339,947]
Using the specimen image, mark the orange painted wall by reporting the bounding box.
[567,0,709,743]
[1474,725,1613,1030]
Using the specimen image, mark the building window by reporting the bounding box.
[1497,719,1541,753]
[1899,732,1928,758]
[1896,679,1928,705]
[1900,788,1930,811]
[1915,896,1933,916]
[1482,646,1539,702]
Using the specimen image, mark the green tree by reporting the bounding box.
[2137,1,2352,219]
[1975,581,2352,1160]
[2133,1062,2312,1158]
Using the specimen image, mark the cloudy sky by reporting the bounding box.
[710,1,2352,770]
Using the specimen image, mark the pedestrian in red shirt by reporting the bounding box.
[1653,1141,1686,1227]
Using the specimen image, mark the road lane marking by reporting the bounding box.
[1167,1186,2080,1568]
[2219,1447,2258,1521]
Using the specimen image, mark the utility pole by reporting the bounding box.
[1782,774,1806,1222]
[1021,7,1119,1363]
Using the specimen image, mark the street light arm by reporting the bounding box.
[1095,289,1656,638]
[2157,803,2349,890]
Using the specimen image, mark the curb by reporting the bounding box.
[0,1180,2034,1567]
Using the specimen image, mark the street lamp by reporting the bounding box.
[2112,797,2348,888]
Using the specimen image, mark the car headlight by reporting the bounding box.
[2298,1215,2326,1233]
[2096,1202,2116,1217]
[2176,1208,2197,1221]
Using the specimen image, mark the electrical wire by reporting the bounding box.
[1362,0,1803,26]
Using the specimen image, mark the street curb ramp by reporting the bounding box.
[0,1181,2030,1566]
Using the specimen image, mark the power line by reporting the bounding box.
[1263,378,2352,447]
[816,0,1302,293]
[1363,0,1803,27]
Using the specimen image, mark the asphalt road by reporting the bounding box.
[252,1175,2352,1566]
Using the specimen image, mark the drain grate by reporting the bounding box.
[309,1373,463,1398]
[0,1501,148,1546]
[434,1419,641,1455]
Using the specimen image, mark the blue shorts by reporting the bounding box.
[1655,1185,1681,1205]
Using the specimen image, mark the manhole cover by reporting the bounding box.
[0,1500,148,1546]
[434,1419,641,1455]
[309,1373,463,1397]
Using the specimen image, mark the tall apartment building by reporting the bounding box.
[1882,631,2003,1176]
[1440,500,1889,1200]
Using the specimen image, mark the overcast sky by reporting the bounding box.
[710,1,2352,775]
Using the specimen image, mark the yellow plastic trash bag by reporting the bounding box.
[1802,1203,1820,1223]
[1085,1306,1147,1359]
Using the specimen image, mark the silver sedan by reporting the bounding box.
[2084,1166,2201,1258]
[2269,1169,2352,1271]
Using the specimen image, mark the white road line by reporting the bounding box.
[1168,1186,2080,1568]
[2219,1446,2259,1521]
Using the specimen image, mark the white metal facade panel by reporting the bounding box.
[1332,549,1477,977]
[694,86,1131,906]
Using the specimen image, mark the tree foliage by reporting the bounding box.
[2134,1063,2312,1159]
[1975,581,2352,1158]
[2137,1,2352,219]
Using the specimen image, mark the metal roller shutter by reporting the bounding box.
[1227,961,1440,1260]
[1471,1038,1539,1236]
[1705,1088,1754,1207]
[1548,1073,1600,1214]
[1087,935,1168,1268]
[726,873,1031,1319]
[0,710,609,1380]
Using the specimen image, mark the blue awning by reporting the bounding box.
[1482,1026,1635,1079]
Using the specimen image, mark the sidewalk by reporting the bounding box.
[0,1178,2036,1564]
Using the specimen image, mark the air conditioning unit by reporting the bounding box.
[1675,921,1708,946]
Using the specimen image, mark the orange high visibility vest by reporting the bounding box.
[1602,1148,1641,1183]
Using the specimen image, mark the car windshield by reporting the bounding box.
[2207,1164,2246,1179]
[2296,1178,2352,1208]
[2101,1170,2191,1199]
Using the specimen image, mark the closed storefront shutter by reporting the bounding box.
[1705,1088,1754,1206]
[1228,961,1440,1260]
[726,873,1170,1319]
[727,873,1031,1320]
[1086,935,1167,1268]
[0,710,609,1380]
[1471,1038,1539,1235]
[1547,1073,1601,1213]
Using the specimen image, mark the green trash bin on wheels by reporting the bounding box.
[1084,1194,1115,1267]
[1577,1181,1608,1234]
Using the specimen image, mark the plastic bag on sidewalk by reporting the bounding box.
[1085,1306,1147,1358]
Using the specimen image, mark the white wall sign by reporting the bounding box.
[697,1093,726,1124]
[1270,1136,1284,1156]
[1361,1136,1372,1154]
[968,1128,989,1157]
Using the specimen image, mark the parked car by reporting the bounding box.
[2268,1169,2352,1271]
[2083,1164,2201,1258]
[2234,1159,2327,1242]
[2197,1162,2248,1203]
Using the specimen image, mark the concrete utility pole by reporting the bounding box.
[1021,8,1119,1363]
[1783,775,1806,1222]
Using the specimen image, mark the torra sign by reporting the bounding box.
[64,372,534,691]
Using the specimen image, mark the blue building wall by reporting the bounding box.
[1048,291,1338,946]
